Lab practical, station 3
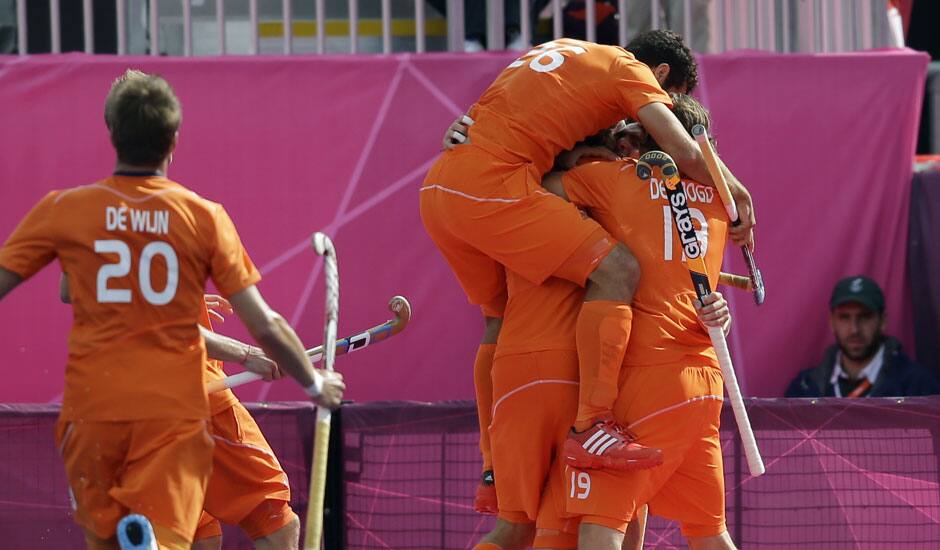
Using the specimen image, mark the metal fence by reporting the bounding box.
[10,0,896,56]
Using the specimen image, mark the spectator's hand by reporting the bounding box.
[241,347,282,381]
[443,115,474,150]
[727,180,756,250]
[204,294,233,323]
[695,292,731,336]
[556,145,621,171]
[313,370,346,410]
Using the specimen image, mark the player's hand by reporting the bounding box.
[204,294,233,323]
[555,145,621,171]
[728,180,756,250]
[313,370,346,409]
[241,347,282,381]
[695,292,731,336]
[442,114,474,150]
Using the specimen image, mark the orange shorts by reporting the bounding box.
[193,402,295,541]
[566,363,727,539]
[490,349,579,548]
[420,147,614,317]
[55,418,214,542]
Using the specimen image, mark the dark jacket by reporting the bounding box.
[785,336,940,398]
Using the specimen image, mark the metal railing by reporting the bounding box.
[11,0,894,56]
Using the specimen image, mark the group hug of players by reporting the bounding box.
[420,31,756,550]
[0,28,753,550]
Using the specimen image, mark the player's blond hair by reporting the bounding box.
[640,93,712,152]
[104,69,181,167]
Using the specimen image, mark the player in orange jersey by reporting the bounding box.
[0,70,343,550]
[421,33,754,502]
[473,95,732,550]
[60,281,299,550]
[543,94,737,549]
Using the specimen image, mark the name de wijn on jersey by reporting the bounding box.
[105,206,169,235]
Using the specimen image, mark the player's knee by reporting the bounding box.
[480,518,535,550]
[241,499,297,542]
[589,244,641,299]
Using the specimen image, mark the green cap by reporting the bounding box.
[829,276,885,313]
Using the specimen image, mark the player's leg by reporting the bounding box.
[474,519,535,550]
[420,175,510,513]
[643,366,730,549]
[688,531,737,550]
[58,420,203,550]
[622,504,648,550]
[191,513,223,550]
[113,419,214,549]
[252,512,300,550]
[479,351,578,549]
[579,523,625,550]
[201,403,299,548]
[473,315,502,514]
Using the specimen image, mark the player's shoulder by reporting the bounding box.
[574,157,636,174]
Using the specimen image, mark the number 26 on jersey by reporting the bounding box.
[508,42,587,73]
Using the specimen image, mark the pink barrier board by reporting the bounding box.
[0,49,927,403]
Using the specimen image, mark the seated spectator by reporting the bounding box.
[786,276,940,398]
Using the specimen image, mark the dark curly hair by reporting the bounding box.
[626,30,698,93]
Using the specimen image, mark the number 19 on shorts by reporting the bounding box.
[570,470,591,500]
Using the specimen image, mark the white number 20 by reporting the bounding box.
[95,239,179,305]
[508,42,587,73]
[569,471,591,500]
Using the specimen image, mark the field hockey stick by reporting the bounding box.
[691,125,765,305]
[304,232,339,550]
[206,295,412,394]
[638,151,765,477]
[718,272,753,292]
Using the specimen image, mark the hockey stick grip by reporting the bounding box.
[708,326,765,476]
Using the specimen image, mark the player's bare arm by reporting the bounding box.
[636,102,755,247]
[228,285,345,409]
[0,267,23,301]
[200,327,281,381]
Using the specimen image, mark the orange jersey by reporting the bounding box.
[198,304,239,416]
[0,175,260,421]
[496,274,582,358]
[562,159,729,367]
[468,39,672,177]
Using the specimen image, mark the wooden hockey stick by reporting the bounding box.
[304,232,339,549]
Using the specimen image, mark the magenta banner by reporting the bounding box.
[0,49,927,403]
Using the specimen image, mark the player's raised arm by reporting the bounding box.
[228,285,345,409]
[636,102,755,247]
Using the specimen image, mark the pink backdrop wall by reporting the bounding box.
[0,50,927,403]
